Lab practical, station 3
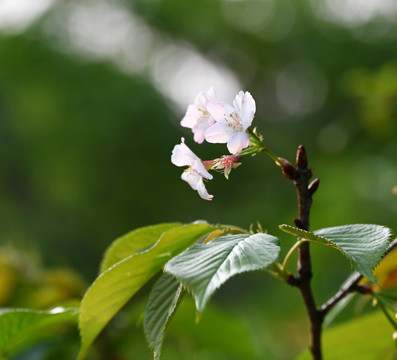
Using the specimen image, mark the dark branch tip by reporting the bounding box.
[296,145,308,169]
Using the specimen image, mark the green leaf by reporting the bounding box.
[279,224,392,282]
[297,311,397,360]
[77,222,215,360]
[279,224,339,248]
[100,223,181,273]
[144,273,184,360]
[0,306,77,359]
[165,233,280,313]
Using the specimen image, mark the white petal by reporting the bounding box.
[181,169,201,190]
[204,122,233,144]
[181,105,201,128]
[227,131,250,154]
[196,177,213,201]
[192,126,206,144]
[206,86,216,103]
[194,92,209,109]
[192,116,215,144]
[233,91,256,130]
[194,87,216,109]
[192,159,213,180]
[171,138,198,167]
[207,102,234,124]
[181,168,213,200]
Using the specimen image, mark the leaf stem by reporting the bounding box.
[282,240,307,271]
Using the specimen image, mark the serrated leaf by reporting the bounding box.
[0,306,77,359]
[279,224,392,282]
[144,273,184,360]
[279,224,339,249]
[77,223,215,360]
[100,223,181,273]
[165,233,280,313]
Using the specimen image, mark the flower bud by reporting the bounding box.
[357,284,373,295]
[308,178,320,195]
[278,157,298,180]
[294,218,305,229]
[296,145,308,169]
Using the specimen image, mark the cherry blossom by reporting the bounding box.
[205,91,256,154]
[180,87,216,144]
[171,138,213,200]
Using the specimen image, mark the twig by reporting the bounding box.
[320,238,397,316]
[281,145,322,360]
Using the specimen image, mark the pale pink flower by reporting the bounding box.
[205,91,256,154]
[171,138,213,200]
[180,87,216,144]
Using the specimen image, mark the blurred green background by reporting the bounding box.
[0,0,397,359]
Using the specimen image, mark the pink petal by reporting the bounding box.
[204,122,233,144]
[227,131,250,154]
[181,105,201,128]
[207,103,234,124]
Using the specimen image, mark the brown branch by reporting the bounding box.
[281,145,322,360]
[320,238,397,317]
[279,146,397,360]
[294,146,322,360]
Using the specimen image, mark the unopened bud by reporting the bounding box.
[294,218,305,229]
[296,145,308,169]
[393,331,397,344]
[357,284,373,295]
[278,157,298,180]
[308,178,320,195]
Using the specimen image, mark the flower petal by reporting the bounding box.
[171,138,198,167]
[196,177,213,201]
[207,103,234,124]
[194,87,216,109]
[233,91,256,130]
[181,169,213,200]
[192,120,211,144]
[226,131,250,154]
[180,105,202,128]
[204,122,234,144]
[181,169,200,190]
[191,159,213,180]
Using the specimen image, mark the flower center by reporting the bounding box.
[226,112,243,131]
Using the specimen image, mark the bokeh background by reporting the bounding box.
[0,0,397,359]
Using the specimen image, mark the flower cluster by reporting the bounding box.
[171,87,257,200]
